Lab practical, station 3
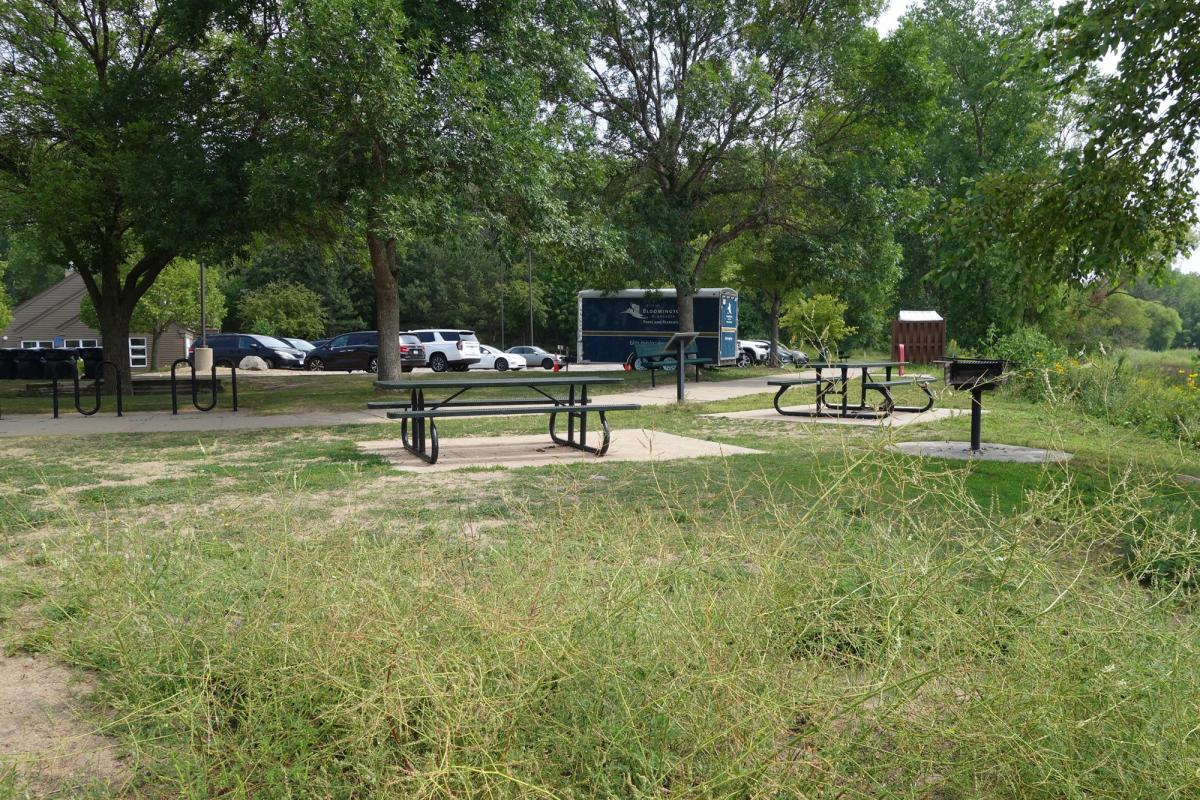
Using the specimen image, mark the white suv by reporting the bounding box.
[737,339,769,366]
[408,329,482,372]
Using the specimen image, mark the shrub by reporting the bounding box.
[982,325,1066,373]
[781,293,857,357]
[1007,352,1200,448]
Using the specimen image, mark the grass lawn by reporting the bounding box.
[1,377,1198,797]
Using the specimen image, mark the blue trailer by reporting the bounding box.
[576,288,739,366]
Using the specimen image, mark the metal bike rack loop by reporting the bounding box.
[51,358,124,418]
[171,358,238,415]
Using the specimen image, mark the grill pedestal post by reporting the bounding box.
[970,388,983,452]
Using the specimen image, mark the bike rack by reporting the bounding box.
[50,358,124,418]
[171,358,238,415]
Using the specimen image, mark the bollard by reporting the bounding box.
[898,343,905,376]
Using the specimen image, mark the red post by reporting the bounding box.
[898,343,906,375]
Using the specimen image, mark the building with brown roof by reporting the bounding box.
[1,271,192,369]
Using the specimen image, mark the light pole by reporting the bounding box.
[199,259,207,347]
[193,259,213,371]
[527,247,534,346]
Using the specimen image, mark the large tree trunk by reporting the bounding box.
[768,295,782,367]
[676,284,695,335]
[367,228,402,381]
[150,330,162,371]
[97,296,134,394]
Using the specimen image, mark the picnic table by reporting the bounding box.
[767,361,937,419]
[628,341,710,387]
[371,376,640,464]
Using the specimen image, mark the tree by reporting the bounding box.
[581,0,901,335]
[83,258,226,369]
[250,0,582,379]
[0,260,11,330]
[932,0,1196,337]
[1132,269,1200,349]
[224,239,375,335]
[237,281,327,340]
[1049,0,1200,229]
[0,232,64,306]
[892,0,1068,343]
[0,0,270,391]
[780,293,857,357]
[1144,301,1184,352]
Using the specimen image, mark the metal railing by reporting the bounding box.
[49,357,124,418]
[170,358,239,414]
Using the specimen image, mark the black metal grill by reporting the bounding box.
[943,358,1008,451]
[946,358,1007,391]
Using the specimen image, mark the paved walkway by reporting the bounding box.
[0,375,790,438]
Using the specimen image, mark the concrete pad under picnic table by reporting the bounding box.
[890,441,1073,463]
[703,405,965,427]
[357,428,762,471]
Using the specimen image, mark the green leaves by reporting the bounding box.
[237,280,327,339]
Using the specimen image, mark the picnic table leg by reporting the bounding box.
[549,385,609,455]
[773,382,833,417]
[400,387,439,464]
[893,380,936,414]
[567,384,576,442]
[841,367,850,416]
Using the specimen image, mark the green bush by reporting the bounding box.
[1005,352,1200,448]
[982,325,1066,373]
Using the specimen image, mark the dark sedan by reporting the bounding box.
[305,331,426,373]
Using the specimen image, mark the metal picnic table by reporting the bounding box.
[767,360,936,419]
[370,375,639,464]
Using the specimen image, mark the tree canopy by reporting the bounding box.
[0,0,270,387]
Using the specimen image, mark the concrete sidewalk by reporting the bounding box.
[0,374,789,439]
[610,374,793,406]
[0,410,395,438]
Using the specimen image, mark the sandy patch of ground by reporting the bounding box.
[0,654,127,794]
[358,428,762,472]
[458,519,507,548]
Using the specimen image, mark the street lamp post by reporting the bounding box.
[194,259,213,370]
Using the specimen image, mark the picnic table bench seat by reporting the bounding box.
[767,377,839,387]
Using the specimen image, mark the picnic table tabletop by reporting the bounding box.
[807,360,906,369]
[375,376,625,390]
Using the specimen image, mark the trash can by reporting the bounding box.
[42,348,79,379]
[0,349,15,380]
[13,349,45,380]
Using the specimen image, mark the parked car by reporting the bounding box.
[408,329,482,372]
[469,344,527,372]
[736,339,769,367]
[742,339,807,366]
[305,331,425,373]
[505,345,562,370]
[280,337,316,355]
[193,333,307,369]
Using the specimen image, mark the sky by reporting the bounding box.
[872,0,1200,275]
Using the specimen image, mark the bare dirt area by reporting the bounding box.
[0,654,127,795]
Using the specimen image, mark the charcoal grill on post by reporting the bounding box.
[944,359,1007,451]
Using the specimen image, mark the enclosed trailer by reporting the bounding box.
[576,288,739,366]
